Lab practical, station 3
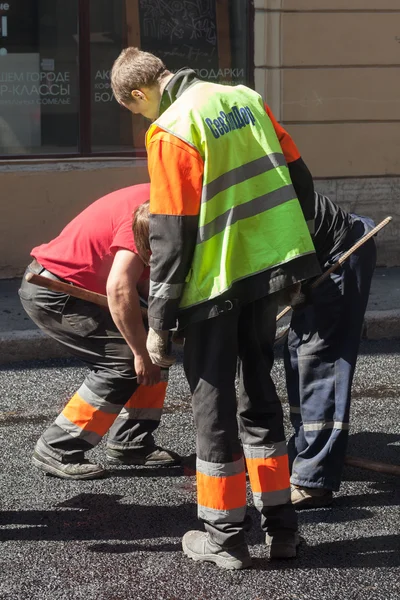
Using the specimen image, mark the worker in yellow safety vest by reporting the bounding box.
[112,47,321,570]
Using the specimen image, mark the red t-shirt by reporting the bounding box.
[32,183,150,295]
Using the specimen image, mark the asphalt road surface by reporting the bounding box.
[1,340,399,600]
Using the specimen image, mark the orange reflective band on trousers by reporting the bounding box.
[245,454,290,493]
[197,470,247,511]
[125,381,167,410]
[62,393,116,437]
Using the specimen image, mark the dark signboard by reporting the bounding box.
[138,0,220,78]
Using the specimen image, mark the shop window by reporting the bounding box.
[0,0,253,158]
[90,0,135,153]
[0,0,79,156]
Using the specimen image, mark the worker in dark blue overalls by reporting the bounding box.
[284,191,377,508]
[257,110,377,509]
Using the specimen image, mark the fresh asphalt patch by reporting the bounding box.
[0,340,399,600]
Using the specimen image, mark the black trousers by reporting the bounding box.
[183,294,297,547]
[19,262,167,460]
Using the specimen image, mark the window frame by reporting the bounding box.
[1,0,255,160]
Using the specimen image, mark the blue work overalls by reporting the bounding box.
[284,215,377,491]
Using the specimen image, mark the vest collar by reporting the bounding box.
[159,68,201,116]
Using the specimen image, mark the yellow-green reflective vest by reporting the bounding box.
[148,82,315,311]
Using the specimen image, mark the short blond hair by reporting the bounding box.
[111,47,166,104]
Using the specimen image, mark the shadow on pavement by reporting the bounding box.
[105,453,196,479]
[88,542,181,554]
[357,339,400,355]
[108,464,185,478]
[298,506,378,525]
[344,431,400,482]
[2,493,399,571]
[0,493,198,543]
[252,534,400,571]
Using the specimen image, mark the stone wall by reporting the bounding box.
[254,0,400,265]
[0,159,148,278]
[0,1,399,276]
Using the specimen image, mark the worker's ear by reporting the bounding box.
[130,89,147,102]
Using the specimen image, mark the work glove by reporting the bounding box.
[146,328,176,368]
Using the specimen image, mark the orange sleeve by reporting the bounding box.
[264,103,301,163]
[146,128,204,330]
[147,128,204,216]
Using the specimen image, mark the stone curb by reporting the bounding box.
[0,330,69,365]
[0,309,399,365]
[363,309,400,341]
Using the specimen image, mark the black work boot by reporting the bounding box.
[106,445,181,466]
[265,530,300,559]
[32,442,106,480]
[182,531,252,570]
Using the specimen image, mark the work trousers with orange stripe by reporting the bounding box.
[183,294,297,548]
[19,268,167,461]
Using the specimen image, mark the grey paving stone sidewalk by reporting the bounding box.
[0,268,399,364]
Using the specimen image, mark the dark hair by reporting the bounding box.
[132,200,150,265]
[111,47,166,104]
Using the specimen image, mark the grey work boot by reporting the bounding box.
[32,445,107,480]
[291,485,333,509]
[106,445,180,466]
[182,531,252,570]
[265,530,300,559]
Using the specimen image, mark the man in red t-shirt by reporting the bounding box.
[19,183,180,480]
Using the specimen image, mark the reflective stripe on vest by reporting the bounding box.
[148,82,315,311]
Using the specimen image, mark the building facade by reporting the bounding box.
[255,0,399,267]
[0,0,398,277]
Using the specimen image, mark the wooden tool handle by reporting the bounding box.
[25,272,149,321]
[345,455,400,477]
[276,216,392,323]
[310,216,392,290]
[26,272,109,308]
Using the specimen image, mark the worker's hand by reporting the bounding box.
[290,283,313,311]
[146,328,176,368]
[134,354,161,386]
[171,330,185,346]
[277,283,302,307]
